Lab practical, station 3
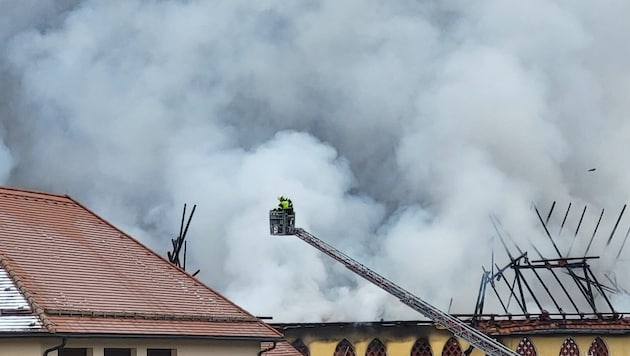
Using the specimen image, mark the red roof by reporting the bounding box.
[477,317,630,335]
[261,341,303,356]
[0,186,282,339]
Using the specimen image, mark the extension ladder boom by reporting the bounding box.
[285,226,519,356]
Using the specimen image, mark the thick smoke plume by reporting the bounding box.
[1,0,630,321]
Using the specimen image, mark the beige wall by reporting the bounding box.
[0,337,261,356]
[0,338,43,356]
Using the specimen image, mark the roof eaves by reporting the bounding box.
[0,257,55,333]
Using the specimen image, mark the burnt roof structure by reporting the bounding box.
[471,201,630,333]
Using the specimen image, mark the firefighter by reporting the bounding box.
[277,196,293,212]
[277,196,287,210]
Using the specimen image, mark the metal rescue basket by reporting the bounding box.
[269,209,295,235]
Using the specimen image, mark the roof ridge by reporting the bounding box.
[63,195,283,338]
[0,185,70,202]
[0,256,55,332]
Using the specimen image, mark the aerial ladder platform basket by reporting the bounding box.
[268,205,519,356]
[269,209,295,235]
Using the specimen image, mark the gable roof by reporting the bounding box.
[0,186,282,340]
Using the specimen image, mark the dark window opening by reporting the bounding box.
[59,349,88,356]
[516,337,537,356]
[559,338,580,356]
[104,349,132,356]
[441,337,462,356]
[587,337,608,356]
[148,349,174,356]
[334,339,356,356]
[366,339,387,356]
[410,338,433,356]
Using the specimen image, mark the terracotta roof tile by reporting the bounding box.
[0,186,281,339]
[262,341,303,356]
[477,317,630,335]
[49,316,279,338]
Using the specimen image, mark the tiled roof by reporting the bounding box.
[0,186,282,339]
[261,341,303,356]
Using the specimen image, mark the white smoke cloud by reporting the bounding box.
[1,0,630,321]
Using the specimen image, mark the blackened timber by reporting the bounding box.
[507,238,564,313]
[495,263,527,314]
[530,256,599,263]
[604,273,629,294]
[488,256,526,281]
[567,205,587,256]
[534,204,599,312]
[512,263,544,314]
[559,202,572,236]
[168,203,197,270]
[499,231,564,313]
[489,281,509,314]
[581,263,597,312]
[524,261,594,269]
[570,274,616,293]
[521,259,564,313]
[491,218,527,312]
[182,204,196,242]
[530,244,581,314]
[455,312,619,319]
[179,204,186,245]
[482,266,510,314]
[533,204,563,258]
[526,259,597,313]
[183,240,187,270]
[616,224,630,259]
[546,201,556,225]
[514,266,528,313]
[474,271,488,316]
[607,204,626,246]
[575,205,587,236]
[584,208,604,256]
[491,216,516,260]
[586,268,616,314]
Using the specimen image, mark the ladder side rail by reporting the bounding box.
[405,299,510,356]
[294,228,518,356]
[296,229,409,300]
[405,296,513,350]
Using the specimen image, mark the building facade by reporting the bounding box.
[276,319,630,356]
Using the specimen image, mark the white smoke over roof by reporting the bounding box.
[1,0,630,321]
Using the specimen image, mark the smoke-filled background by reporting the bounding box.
[1,0,630,321]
